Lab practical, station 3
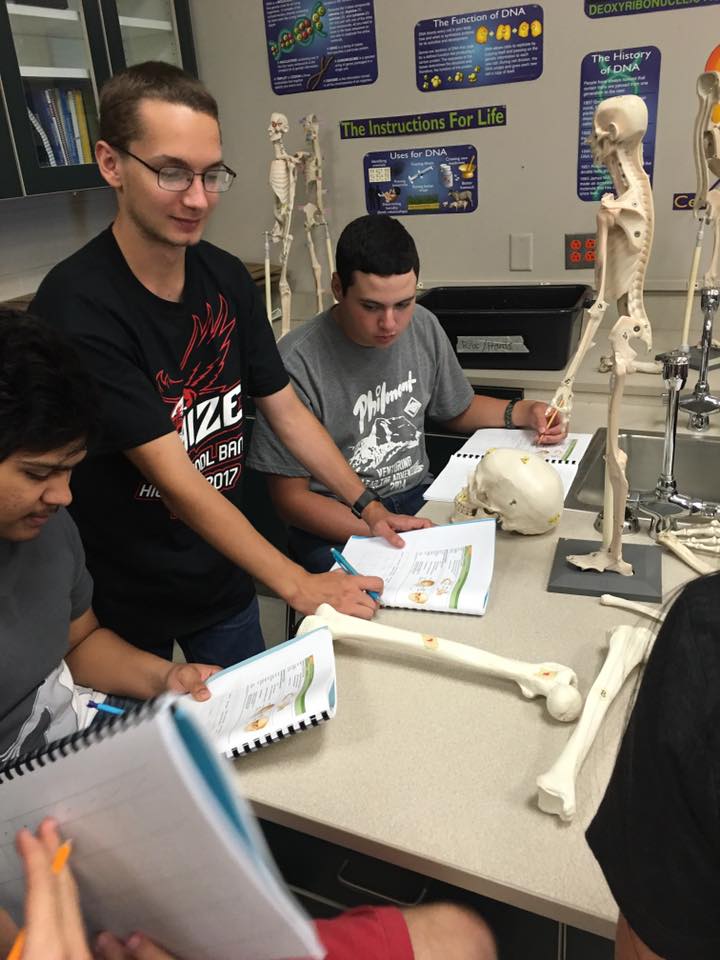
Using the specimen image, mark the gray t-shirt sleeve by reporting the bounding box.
[247,376,312,479]
[423,311,475,422]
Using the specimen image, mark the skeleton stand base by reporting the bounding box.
[547,538,662,602]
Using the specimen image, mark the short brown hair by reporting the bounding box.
[99,60,219,149]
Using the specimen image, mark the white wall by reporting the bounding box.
[2,0,716,334]
[190,0,718,329]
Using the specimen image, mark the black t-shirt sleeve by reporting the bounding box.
[241,275,289,399]
[31,287,176,453]
[586,577,720,959]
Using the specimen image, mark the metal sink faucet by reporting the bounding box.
[678,287,720,431]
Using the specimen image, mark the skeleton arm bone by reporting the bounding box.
[298,604,583,721]
[537,624,654,821]
[548,202,613,421]
[657,529,715,575]
[600,593,665,623]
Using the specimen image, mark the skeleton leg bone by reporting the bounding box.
[298,605,583,721]
[537,624,654,821]
[302,202,324,312]
[568,348,633,574]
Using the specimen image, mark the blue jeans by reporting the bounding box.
[176,596,265,668]
[288,481,432,574]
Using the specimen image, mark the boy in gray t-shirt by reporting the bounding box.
[0,312,217,764]
[248,215,565,572]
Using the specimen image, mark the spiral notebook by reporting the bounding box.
[0,694,324,960]
[423,429,593,502]
[339,519,496,616]
[183,626,337,757]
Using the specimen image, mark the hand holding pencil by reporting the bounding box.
[516,400,567,445]
[0,819,85,960]
[0,820,180,960]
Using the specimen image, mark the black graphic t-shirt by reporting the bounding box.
[31,227,289,644]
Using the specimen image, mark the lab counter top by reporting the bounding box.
[233,391,709,938]
[463,327,720,399]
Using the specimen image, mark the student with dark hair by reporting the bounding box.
[248,214,567,573]
[31,62,428,670]
[586,571,720,960]
[0,311,216,763]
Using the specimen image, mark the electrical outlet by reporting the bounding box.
[565,233,596,270]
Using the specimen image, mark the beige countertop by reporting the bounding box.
[463,327,720,399]
[232,391,717,938]
[233,500,700,938]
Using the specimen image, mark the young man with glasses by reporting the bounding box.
[31,62,427,669]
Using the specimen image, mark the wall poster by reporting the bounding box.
[414,5,543,93]
[585,0,719,18]
[264,0,377,94]
[364,145,478,216]
[577,46,661,202]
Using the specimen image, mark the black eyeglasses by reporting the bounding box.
[111,145,236,193]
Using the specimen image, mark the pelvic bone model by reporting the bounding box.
[267,112,307,336]
[298,604,583,721]
[301,113,336,314]
[537,623,654,821]
[452,448,564,535]
[557,97,656,577]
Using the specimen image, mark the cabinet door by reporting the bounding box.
[100,0,197,75]
[0,0,109,195]
[0,92,23,198]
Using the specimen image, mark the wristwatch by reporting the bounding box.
[504,398,520,429]
[350,488,381,519]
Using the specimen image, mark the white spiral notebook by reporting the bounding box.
[423,429,593,502]
[0,689,325,960]
[183,627,337,757]
[339,519,496,616]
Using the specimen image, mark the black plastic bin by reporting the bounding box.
[417,284,592,371]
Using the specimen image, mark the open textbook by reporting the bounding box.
[423,428,593,502]
[0,695,324,960]
[182,626,337,757]
[339,519,496,616]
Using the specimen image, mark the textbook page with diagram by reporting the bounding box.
[181,627,337,757]
[340,519,495,616]
[423,429,593,502]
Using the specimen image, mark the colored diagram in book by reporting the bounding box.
[402,545,472,609]
[241,655,315,731]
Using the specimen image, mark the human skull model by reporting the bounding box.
[267,112,289,141]
[452,448,563,535]
[588,95,648,166]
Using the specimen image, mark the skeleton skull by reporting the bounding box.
[268,112,289,141]
[453,448,564,535]
[588,95,648,166]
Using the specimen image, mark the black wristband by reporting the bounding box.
[504,398,520,429]
[350,489,380,519]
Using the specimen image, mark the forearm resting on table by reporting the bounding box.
[66,608,178,698]
[268,475,370,542]
[127,432,309,604]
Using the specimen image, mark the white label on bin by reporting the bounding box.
[456,335,529,354]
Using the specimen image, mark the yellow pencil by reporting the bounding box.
[7,840,72,960]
